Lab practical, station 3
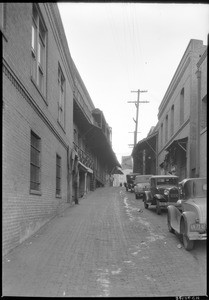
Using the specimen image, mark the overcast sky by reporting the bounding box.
[57,2,209,163]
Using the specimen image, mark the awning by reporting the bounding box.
[85,123,121,169]
[132,131,158,156]
[165,137,188,152]
[78,161,93,173]
[112,166,123,175]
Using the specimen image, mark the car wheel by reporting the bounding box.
[144,201,148,209]
[183,234,194,251]
[167,211,175,234]
[156,200,161,215]
[135,194,138,199]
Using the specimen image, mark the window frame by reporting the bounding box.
[30,130,41,195]
[56,154,62,197]
[31,4,47,99]
[57,63,66,130]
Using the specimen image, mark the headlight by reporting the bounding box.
[164,190,169,195]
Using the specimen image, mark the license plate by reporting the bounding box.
[190,223,206,232]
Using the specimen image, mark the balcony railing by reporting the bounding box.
[73,142,94,170]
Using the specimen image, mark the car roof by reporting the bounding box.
[150,175,178,178]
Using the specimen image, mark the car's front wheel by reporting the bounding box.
[156,200,161,215]
[144,200,148,209]
[183,233,194,251]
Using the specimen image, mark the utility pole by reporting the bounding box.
[128,89,149,146]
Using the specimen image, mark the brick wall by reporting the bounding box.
[2,3,74,255]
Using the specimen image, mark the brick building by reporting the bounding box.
[156,39,207,180]
[132,39,207,181]
[2,3,120,255]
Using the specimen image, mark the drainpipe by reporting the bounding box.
[196,69,201,177]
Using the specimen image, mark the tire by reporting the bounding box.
[156,200,161,215]
[183,234,194,251]
[167,211,175,234]
[144,201,148,209]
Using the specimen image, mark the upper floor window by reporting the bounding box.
[160,123,163,148]
[165,115,168,142]
[200,95,207,130]
[180,88,184,125]
[56,154,62,197]
[170,105,174,136]
[30,131,41,193]
[0,3,5,30]
[58,64,65,128]
[31,4,46,96]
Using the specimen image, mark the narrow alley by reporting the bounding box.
[3,187,206,297]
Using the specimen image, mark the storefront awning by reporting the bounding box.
[165,137,188,152]
[78,161,93,173]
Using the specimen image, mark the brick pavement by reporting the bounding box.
[2,187,207,297]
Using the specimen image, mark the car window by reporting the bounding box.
[156,178,178,185]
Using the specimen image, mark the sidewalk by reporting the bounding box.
[2,187,126,297]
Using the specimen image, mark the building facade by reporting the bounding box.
[156,39,207,181]
[2,3,120,256]
[196,48,207,177]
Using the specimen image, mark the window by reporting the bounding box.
[160,123,163,148]
[165,115,168,142]
[0,3,5,30]
[30,131,41,192]
[58,65,65,128]
[200,95,207,130]
[31,4,46,96]
[170,105,174,136]
[56,154,61,197]
[180,88,184,125]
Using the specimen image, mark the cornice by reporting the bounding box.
[3,59,69,150]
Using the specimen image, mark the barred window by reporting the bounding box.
[58,65,65,128]
[56,154,61,197]
[31,4,46,96]
[30,131,41,192]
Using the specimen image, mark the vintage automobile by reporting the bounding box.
[167,177,207,251]
[125,173,140,192]
[134,174,152,199]
[144,175,180,214]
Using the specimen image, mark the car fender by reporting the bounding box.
[180,211,196,235]
[167,205,181,233]
[144,191,152,202]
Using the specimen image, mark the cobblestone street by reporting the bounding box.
[2,187,207,297]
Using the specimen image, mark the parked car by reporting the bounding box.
[125,173,140,192]
[144,175,180,214]
[134,174,152,199]
[167,177,207,250]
